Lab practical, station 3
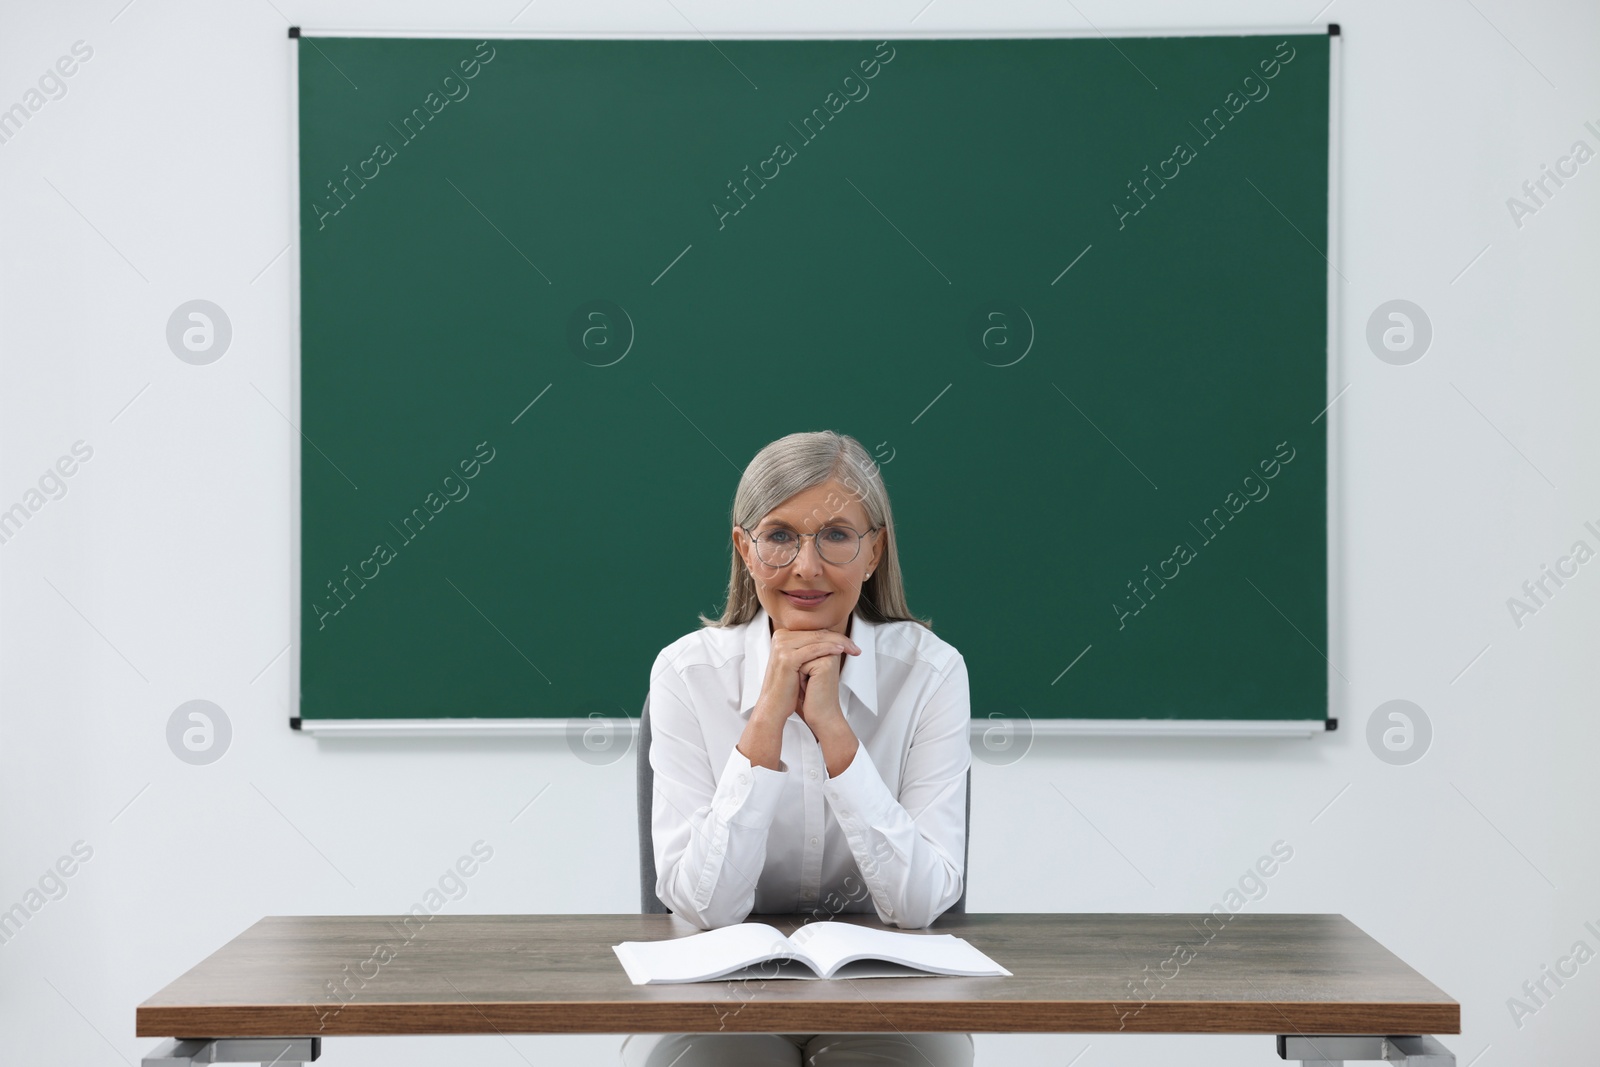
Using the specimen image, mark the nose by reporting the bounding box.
[792,533,824,575]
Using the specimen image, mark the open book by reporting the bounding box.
[613,921,1012,984]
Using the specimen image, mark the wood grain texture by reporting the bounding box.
[136,913,1459,1038]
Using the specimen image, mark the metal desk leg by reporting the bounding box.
[142,1037,320,1066]
[1278,1035,1455,1066]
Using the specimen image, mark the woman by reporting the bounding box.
[623,430,973,1067]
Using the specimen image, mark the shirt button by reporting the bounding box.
[738,773,749,785]
[810,836,819,847]
[803,889,816,900]
[840,811,851,819]
[808,769,818,780]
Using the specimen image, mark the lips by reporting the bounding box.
[783,591,830,606]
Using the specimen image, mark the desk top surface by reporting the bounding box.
[136,912,1458,1038]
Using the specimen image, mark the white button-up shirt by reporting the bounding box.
[646,603,971,931]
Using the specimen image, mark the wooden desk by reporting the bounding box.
[137,913,1459,1066]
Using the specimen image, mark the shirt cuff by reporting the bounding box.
[820,741,896,829]
[721,746,787,829]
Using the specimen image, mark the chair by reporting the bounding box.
[637,694,970,916]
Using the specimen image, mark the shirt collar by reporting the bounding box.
[739,602,879,719]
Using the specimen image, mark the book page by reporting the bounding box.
[787,922,1012,978]
[613,923,800,984]
[717,958,948,981]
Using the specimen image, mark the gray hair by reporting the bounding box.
[700,430,930,630]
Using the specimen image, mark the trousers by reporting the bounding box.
[621,1031,974,1066]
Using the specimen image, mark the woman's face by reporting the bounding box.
[733,479,884,635]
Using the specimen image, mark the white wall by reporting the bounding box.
[3,1,1597,1064]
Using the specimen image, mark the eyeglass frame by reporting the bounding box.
[737,521,883,567]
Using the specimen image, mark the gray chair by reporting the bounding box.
[637,694,970,916]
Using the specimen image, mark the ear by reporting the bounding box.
[732,525,750,569]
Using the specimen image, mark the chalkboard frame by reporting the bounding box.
[285,25,1343,739]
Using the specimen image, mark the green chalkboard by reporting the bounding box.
[295,32,1332,725]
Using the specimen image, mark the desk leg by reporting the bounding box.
[141,1037,320,1065]
[1277,1035,1455,1065]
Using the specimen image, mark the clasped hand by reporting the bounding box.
[737,626,862,776]
[764,626,860,736]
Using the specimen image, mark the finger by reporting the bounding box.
[797,658,839,682]
[791,636,859,658]
[776,628,857,651]
[777,643,855,682]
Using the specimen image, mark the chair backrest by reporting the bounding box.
[637,694,970,916]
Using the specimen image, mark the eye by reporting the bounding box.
[763,529,795,544]
[820,526,851,543]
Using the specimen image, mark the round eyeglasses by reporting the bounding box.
[741,523,881,567]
